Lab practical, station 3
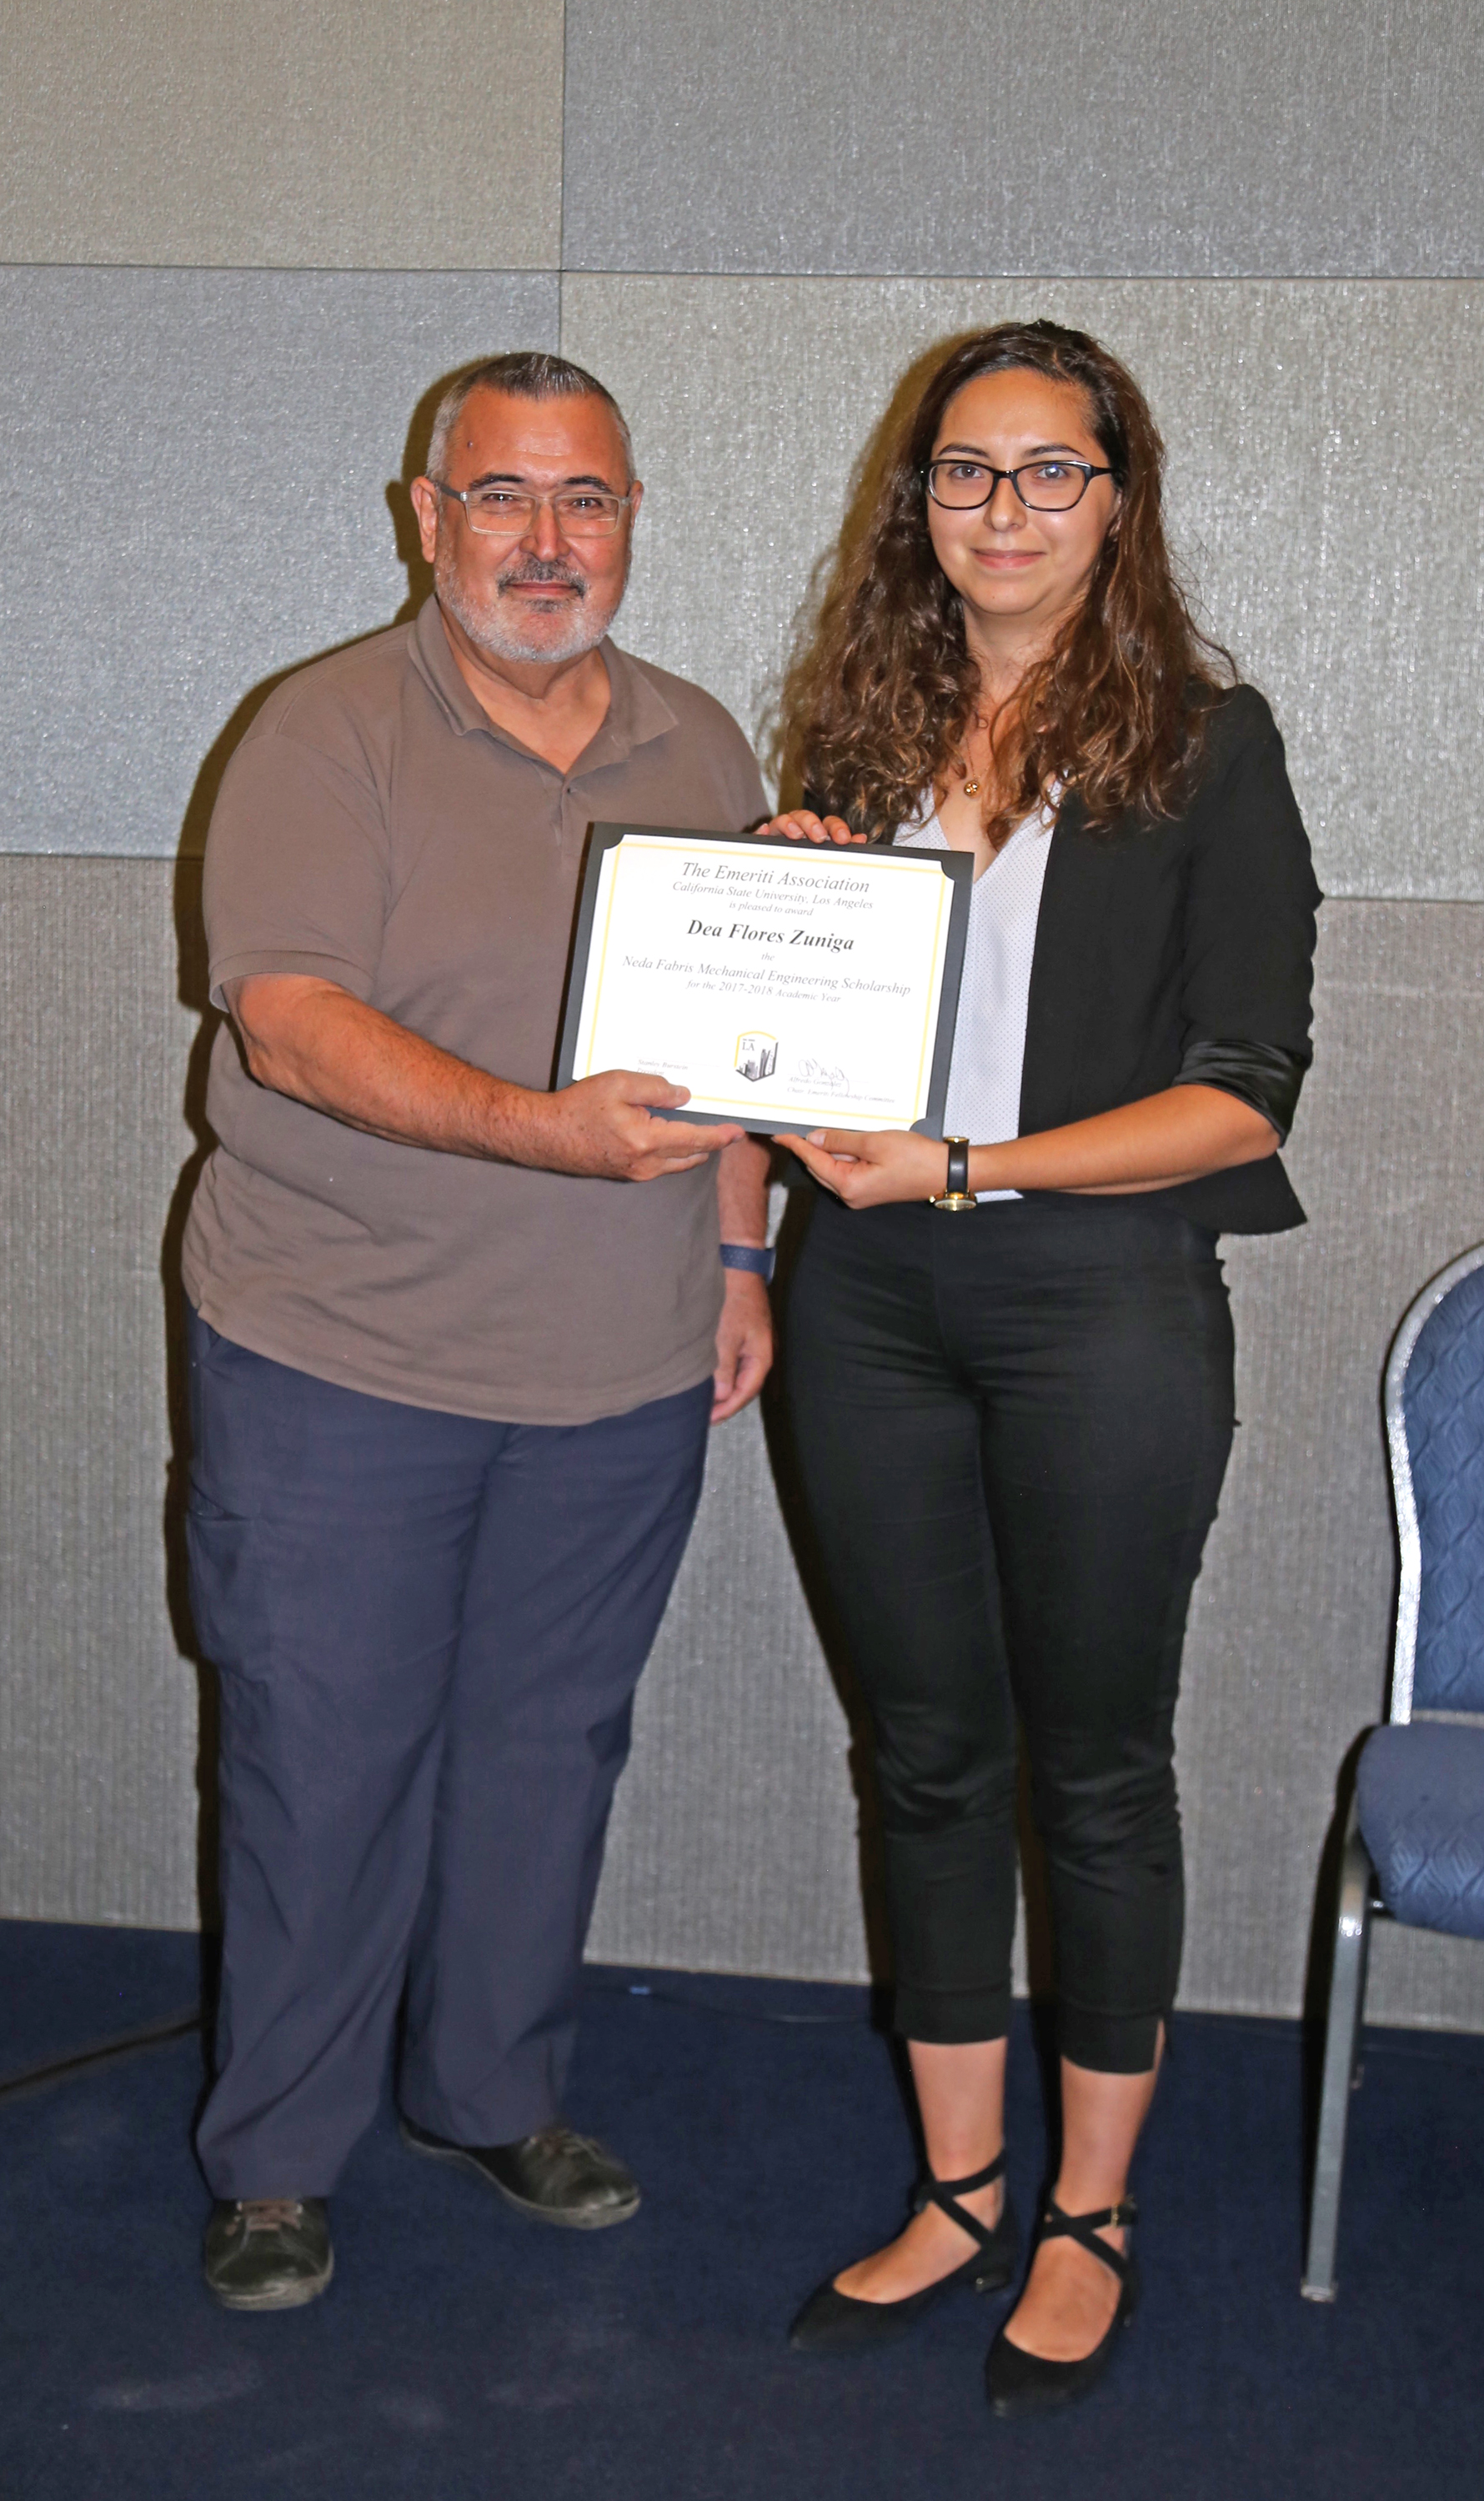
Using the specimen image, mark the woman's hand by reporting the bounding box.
[760,809,867,847]
[785,1127,949,1208]
[788,1086,1279,1211]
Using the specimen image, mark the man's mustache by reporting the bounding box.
[496,558,588,594]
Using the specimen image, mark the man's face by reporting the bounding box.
[412,388,641,668]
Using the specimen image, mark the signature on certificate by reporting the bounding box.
[794,1056,850,1091]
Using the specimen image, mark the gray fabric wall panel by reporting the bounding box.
[3,865,1483,2027]
[7,268,1478,886]
[559,275,1484,902]
[585,1401,871,1981]
[1179,902,1484,2025]
[0,2,564,267]
[0,269,559,858]
[0,860,203,1925]
[562,2,1482,278]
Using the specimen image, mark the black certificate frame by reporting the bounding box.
[554,824,973,1140]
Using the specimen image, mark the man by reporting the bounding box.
[182,353,774,2309]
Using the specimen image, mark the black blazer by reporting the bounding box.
[815,684,1321,1235]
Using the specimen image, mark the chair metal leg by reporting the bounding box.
[1301,1796,1373,2300]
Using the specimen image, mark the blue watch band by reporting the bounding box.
[720,1242,775,1282]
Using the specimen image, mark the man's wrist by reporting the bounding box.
[478,1076,553,1169]
[720,1241,775,1282]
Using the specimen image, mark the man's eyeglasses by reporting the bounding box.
[432,479,634,539]
[925,458,1113,514]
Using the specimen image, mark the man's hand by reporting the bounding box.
[711,1270,773,1421]
[515,1070,741,1181]
[225,974,740,1180]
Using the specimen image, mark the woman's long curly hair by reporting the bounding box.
[780,320,1233,845]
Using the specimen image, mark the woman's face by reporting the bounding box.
[925,368,1120,651]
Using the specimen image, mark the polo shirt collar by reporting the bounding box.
[410,595,677,773]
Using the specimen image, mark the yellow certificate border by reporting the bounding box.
[577,835,952,1125]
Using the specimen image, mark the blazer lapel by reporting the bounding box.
[1018,793,1123,1138]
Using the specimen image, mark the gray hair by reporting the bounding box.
[424,352,635,485]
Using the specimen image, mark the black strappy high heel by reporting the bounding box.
[985,2193,1139,2416]
[789,2153,1020,2354]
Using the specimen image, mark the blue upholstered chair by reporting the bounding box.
[1301,1243,1484,2301]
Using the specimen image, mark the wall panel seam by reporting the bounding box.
[8,267,1452,292]
[557,0,569,276]
[554,268,1471,288]
[0,263,563,279]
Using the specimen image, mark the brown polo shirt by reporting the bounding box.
[181,597,767,1424]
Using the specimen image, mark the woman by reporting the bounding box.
[766,321,1319,2415]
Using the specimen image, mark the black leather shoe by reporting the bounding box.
[790,2153,1019,2353]
[203,2197,333,2311]
[985,2194,1139,2417]
[400,2117,640,2229]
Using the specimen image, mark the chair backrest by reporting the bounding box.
[1386,1243,1484,1722]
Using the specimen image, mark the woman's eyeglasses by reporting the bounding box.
[926,458,1113,514]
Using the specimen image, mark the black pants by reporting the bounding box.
[785,1191,1235,2072]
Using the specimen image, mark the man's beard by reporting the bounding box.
[435,549,627,666]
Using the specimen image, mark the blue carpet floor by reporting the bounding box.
[1,1921,1480,2500]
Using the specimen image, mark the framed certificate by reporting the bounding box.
[555,825,972,1137]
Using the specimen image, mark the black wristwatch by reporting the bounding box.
[720,1242,776,1281]
[930,1137,976,1213]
